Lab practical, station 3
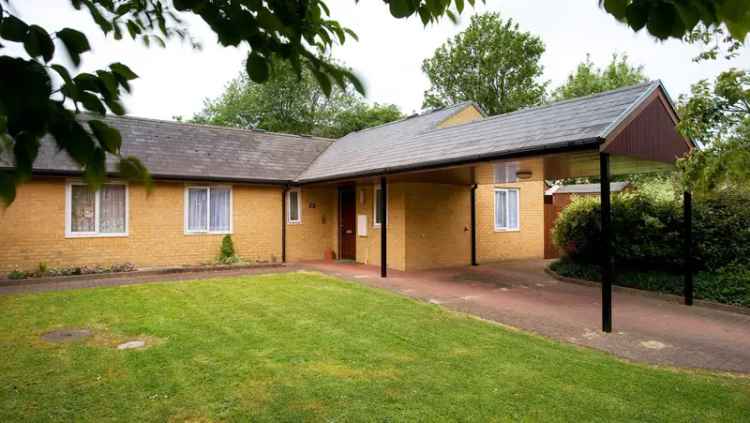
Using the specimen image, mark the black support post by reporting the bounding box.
[600,153,613,333]
[281,187,287,263]
[684,191,693,306]
[470,184,478,266]
[380,176,387,278]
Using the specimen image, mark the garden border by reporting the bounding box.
[544,266,750,317]
[0,263,284,287]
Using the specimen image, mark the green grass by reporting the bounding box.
[1,272,748,422]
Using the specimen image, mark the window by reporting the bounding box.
[287,188,301,224]
[66,182,128,237]
[373,186,388,227]
[495,162,520,184]
[494,188,520,231]
[185,186,232,234]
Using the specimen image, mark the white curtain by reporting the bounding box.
[100,185,126,233]
[188,188,208,231]
[209,187,230,232]
[495,190,507,228]
[507,189,519,229]
[71,185,95,232]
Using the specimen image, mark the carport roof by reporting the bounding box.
[297,81,665,182]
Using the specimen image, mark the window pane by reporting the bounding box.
[508,189,519,229]
[100,185,126,233]
[495,191,507,228]
[289,191,299,222]
[374,188,383,225]
[71,185,96,232]
[210,187,231,232]
[495,162,519,184]
[188,188,208,231]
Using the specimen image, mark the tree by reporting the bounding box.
[421,13,547,115]
[677,69,750,195]
[552,53,648,101]
[192,59,401,139]
[1,0,747,205]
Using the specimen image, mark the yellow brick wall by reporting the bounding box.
[285,186,337,262]
[403,183,471,270]
[475,161,546,262]
[437,105,483,128]
[0,178,283,272]
[355,182,406,271]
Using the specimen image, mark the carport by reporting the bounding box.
[296,81,694,333]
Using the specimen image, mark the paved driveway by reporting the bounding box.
[304,260,750,374]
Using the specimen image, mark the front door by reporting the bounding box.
[339,187,356,260]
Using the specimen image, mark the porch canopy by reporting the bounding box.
[297,81,693,333]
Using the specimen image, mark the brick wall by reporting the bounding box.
[285,186,337,262]
[0,177,283,272]
[475,161,546,262]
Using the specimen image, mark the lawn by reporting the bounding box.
[1,272,748,421]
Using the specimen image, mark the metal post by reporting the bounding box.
[470,184,478,266]
[600,153,613,333]
[380,176,387,278]
[281,187,287,263]
[684,191,693,306]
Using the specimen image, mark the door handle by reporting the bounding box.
[345,229,353,234]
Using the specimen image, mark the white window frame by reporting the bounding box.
[494,188,520,232]
[183,185,233,235]
[65,180,129,238]
[495,161,520,184]
[286,188,302,225]
[373,186,389,228]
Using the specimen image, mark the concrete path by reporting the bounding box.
[0,265,297,295]
[303,260,750,374]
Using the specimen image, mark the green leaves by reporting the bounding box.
[600,0,750,41]
[389,0,417,18]
[24,25,54,62]
[0,15,29,42]
[117,156,152,191]
[57,28,91,66]
[89,120,122,154]
[246,54,270,83]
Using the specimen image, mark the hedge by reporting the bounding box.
[551,192,750,307]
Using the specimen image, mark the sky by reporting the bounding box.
[9,0,750,120]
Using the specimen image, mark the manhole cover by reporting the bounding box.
[41,329,92,343]
[117,340,146,350]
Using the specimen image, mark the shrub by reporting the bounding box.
[218,235,240,265]
[7,269,27,280]
[552,192,750,271]
[696,263,750,307]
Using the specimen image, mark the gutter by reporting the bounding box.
[296,137,602,185]
[2,168,293,186]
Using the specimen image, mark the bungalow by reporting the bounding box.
[0,81,692,278]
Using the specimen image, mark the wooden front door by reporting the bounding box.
[339,187,356,260]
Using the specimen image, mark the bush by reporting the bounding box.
[552,192,750,271]
[552,193,681,268]
[217,235,240,265]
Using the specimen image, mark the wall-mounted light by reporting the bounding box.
[516,170,533,180]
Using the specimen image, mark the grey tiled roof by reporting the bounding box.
[1,115,333,182]
[545,182,630,195]
[297,81,660,182]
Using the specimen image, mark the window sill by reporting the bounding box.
[184,231,233,236]
[65,232,129,239]
[287,221,302,225]
[494,228,520,233]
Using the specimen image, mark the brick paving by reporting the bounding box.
[4,260,750,374]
